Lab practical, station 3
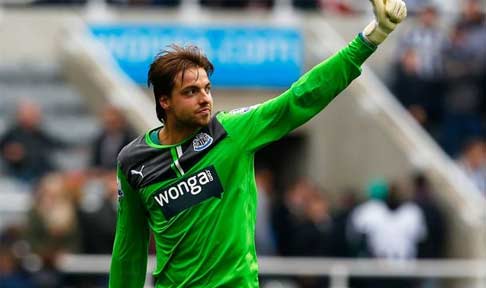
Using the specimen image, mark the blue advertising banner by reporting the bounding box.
[89,25,303,88]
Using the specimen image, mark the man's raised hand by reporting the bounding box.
[363,0,407,45]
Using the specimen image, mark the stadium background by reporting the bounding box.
[0,0,484,287]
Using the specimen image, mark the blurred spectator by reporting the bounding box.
[440,0,486,156]
[1,225,35,287]
[273,178,309,256]
[33,0,87,4]
[26,173,81,256]
[412,173,446,259]
[273,178,334,257]
[394,4,447,135]
[272,178,333,288]
[107,0,180,6]
[458,0,486,55]
[392,0,485,156]
[71,171,117,287]
[413,172,446,288]
[329,188,360,257]
[457,138,486,197]
[0,101,66,184]
[348,179,427,288]
[0,246,34,288]
[1,223,64,288]
[255,166,277,256]
[399,4,446,79]
[91,105,135,170]
[303,187,333,256]
[459,0,486,117]
[293,0,319,10]
[392,48,430,129]
[200,0,250,8]
[147,0,180,5]
[25,173,81,287]
[349,179,427,259]
[77,171,117,254]
[320,0,355,14]
[440,22,484,156]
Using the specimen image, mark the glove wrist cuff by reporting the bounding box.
[363,20,389,45]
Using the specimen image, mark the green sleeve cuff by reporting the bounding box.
[358,32,378,50]
[345,33,377,67]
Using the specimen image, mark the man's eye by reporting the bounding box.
[205,86,211,94]
[186,88,196,95]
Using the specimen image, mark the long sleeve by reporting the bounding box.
[218,34,376,152]
[109,166,150,288]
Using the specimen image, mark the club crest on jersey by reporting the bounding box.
[193,133,213,152]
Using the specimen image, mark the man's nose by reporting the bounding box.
[199,90,211,103]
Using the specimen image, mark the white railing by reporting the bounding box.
[58,255,486,288]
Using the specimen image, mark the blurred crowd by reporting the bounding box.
[254,166,448,288]
[6,0,471,16]
[11,0,318,10]
[390,0,485,199]
[391,0,485,158]
[3,0,436,12]
[0,103,135,287]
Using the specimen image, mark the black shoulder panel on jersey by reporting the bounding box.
[117,116,227,190]
[117,135,176,190]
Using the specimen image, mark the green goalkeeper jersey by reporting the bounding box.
[109,35,376,288]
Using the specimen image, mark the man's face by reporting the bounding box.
[161,66,213,128]
[420,8,437,27]
[17,102,41,130]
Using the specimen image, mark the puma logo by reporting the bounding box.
[131,165,145,178]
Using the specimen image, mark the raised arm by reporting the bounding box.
[218,0,407,152]
[218,35,373,151]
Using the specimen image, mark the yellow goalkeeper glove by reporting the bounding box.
[363,0,407,45]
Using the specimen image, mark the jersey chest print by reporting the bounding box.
[153,165,223,219]
[118,117,228,220]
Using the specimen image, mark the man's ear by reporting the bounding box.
[159,95,170,111]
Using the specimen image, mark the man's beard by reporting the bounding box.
[176,113,211,129]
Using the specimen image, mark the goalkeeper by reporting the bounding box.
[109,0,407,287]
